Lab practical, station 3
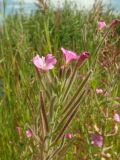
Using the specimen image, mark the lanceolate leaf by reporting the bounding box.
[47,136,65,160]
[53,95,85,144]
[56,90,86,132]
[62,66,77,104]
[57,139,75,159]
[62,70,92,113]
[48,95,56,122]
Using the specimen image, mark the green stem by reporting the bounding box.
[37,71,51,99]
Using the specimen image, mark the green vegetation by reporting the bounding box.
[0,0,120,159]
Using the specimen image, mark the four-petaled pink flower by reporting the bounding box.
[64,133,73,139]
[91,134,103,147]
[32,54,57,71]
[113,113,120,123]
[26,129,32,138]
[61,47,79,64]
[98,21,106,30]
[96,88,103,94]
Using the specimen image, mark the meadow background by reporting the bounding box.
[0,0,120,159]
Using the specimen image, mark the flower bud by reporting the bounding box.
[77,52,90,68]
[109,19,120,28]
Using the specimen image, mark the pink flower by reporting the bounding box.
[16,127,21,135]
[91,134,103,147]
[96,88,103,94]
[64,133,73,139]
[61,47,79,64]
[77,52,90,67]
[26,129,32,138]
[109,19,120,28]
[32,54,57,71]
[113,113,120,123]
[61,48,90,66]
[98,21,106,30]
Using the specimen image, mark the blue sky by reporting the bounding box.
[0,0,120,15]
[0,0,37,15]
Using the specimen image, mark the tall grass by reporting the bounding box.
[0,0,120,159]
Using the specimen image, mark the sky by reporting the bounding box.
[0,0,120,15]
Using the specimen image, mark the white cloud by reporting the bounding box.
[72,0,95,6]
[50,0,110,8]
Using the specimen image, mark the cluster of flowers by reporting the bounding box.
[16,48,90,139]
[32,47,120,148]
[32,19,120,72]
[98,19,120,30]
[16,19,120,148]
[32,47,89,71]
[64,108,120,148]
[94,87,120,147]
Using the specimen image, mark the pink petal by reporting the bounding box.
[26,129,32,138]
[45,54,57,70]
[98,21,106,30]
[32,55,45,70]
[61,47,79,64]
[64,133,73,139]
[32,54,57,71]
[91,134,103,147]
[96,88,103,94]
[45,54,57,65]
[113,113,120,123]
